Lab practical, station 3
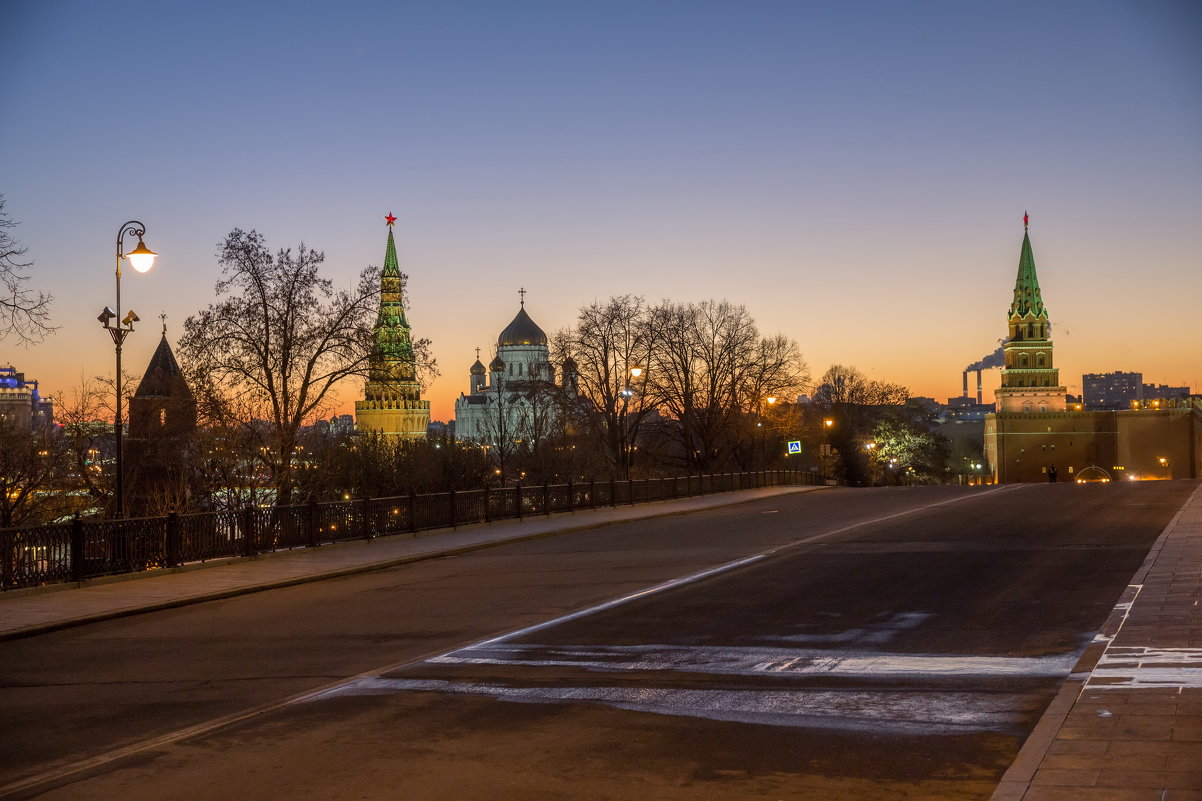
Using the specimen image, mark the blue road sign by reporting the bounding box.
[787,441,802,454]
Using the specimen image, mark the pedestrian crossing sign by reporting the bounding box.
[787,441,802,454]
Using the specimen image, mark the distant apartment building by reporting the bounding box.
[0,365,53,430]
[1143,382,1191,401]
[1082,371,1191,410]
[1083,371,1142,410]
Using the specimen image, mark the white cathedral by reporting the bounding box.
[454,294,578,445]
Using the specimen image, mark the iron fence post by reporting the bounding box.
[70,513,84,583]
[590,479,596,510]
[484,487,491,523]
[610,477,616,507]
[242,504,257,557]
[362,497,372,541]
[516,483,523,520]
[567,480,574,513]
[166,510,180,568]
[543,482,550,516]
[307,495,320,547]
[1,530,11,590]
[449,489,457,528]
[408,489,417,533]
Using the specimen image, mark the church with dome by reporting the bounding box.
[454,291,578,444]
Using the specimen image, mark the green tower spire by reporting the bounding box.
[354,213,430,439]
[373,224,414,368]
[1009,223,1045,320]
[995,212,1065,413]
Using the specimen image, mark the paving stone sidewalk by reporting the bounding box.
[992,483,1202,801]
[0,486,815,642]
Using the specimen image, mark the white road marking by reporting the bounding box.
[1087,647,1202,690]
[772,611,933,645]
[428,642,1078,679]
[322,677,1033,733]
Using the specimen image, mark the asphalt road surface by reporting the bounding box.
[1,481,1195,800]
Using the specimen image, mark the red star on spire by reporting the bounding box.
[385,212,397,227]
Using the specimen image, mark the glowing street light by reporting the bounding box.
[98,221,159,517]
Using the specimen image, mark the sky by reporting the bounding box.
[2,0,1199,422]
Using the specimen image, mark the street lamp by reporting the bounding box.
[620,365,645,479]
[99,221,158,517]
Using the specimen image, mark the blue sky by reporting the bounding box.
[3,0,1199,418]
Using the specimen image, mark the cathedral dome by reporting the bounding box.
[498,305,547,347]
[489,355,506,372]
[470,358,486,375]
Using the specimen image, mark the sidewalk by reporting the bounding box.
[992,482,1202,800]
[0,486,817,642]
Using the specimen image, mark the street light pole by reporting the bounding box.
[99,221,157,517]
[620,365,644,481]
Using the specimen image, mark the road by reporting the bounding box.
[0,481,1195,800]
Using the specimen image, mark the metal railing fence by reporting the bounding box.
[1,469,820,591]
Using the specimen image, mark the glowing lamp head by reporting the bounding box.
[125,237,158,273]
[823,418,834,428]
[766,396,777,405]
[629,366,643,378]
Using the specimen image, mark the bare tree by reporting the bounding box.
[179,229,402,505]
[554,296,659,477]
[0,420,66,527]
[0,195,55,344]
[475,375,518,483]
[651,300,808,472]
[53,375,115,512]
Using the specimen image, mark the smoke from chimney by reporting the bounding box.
[964,345,1005,373]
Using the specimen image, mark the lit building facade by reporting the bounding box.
[453,294,577,446]
[0,365,53,430]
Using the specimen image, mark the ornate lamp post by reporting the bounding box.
[98,221,157,517]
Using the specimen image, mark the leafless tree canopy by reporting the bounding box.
[651,300,809,471]
[556,296,809,474]
[178,229,381,504]
[0,419,64,527]
[553,295,659,475]
[0,195,55,344]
